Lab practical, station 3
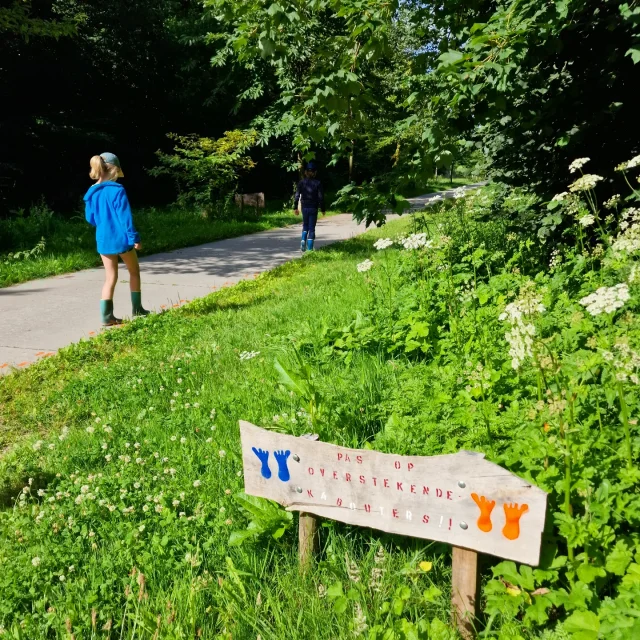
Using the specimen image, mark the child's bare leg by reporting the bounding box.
[121,249,149,316]
[100,254,118,299]
[120,249,141,292]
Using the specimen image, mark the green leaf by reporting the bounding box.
[326,581,344,599]
[333,596,348,614]
[606,540,633,576]
[564,610,600,639]
[438,50,465,67]
[577,563,606,584]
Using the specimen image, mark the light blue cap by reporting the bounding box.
[100,152,124,177]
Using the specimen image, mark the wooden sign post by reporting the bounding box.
[240,421,547,637]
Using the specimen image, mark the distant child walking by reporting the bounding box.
[293,161,325,252]
[84,153,149,326]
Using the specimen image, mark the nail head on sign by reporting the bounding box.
[459,521,468,530]
[457,481,466,488]
[293,454,300,462]
[296,486,303,493]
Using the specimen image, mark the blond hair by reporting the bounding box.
[89,155,119,181]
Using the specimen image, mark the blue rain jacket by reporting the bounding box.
[294,178,324,210]
[84,181,140,255]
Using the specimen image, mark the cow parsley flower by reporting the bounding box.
[569,158,590,173]
[618,155,640,171]
[604,194,621,209]
[453,187,467,199]
[401,233,431,250]
[579,214,595,227]
[569,174,603,192]
[552,192,569,202]
[357,259,374,272]
[373,238,393,250]
[499,286,545,369]
[579,283,630,316]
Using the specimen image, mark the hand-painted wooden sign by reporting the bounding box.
[240,421,547,566]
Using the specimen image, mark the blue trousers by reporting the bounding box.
[302,208,318,239]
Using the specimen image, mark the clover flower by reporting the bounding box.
[357,259,374,272]
[569,158,590,173]
[373,238,393,250]
[568,174,603,192]
[31,557,41,567]
[579,283,630,316]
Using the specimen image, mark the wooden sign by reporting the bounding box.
[240,421,547,566]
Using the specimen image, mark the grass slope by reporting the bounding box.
[0,218,459,639]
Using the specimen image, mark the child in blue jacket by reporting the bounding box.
[293,161,325,252]
[84,153,149,325]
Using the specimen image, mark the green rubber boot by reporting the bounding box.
[131,291,150,317]
[100,299,122,326]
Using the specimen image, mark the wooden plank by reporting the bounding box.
[240,421,547,565]
[298,512,320,572]
[451,547,479,640]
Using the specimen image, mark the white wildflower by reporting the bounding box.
[373,238,394,250]
[569,174,603,192]
[193,480,201,488]
[401,233,431,250]
[604,194,621,209]
[618,155,640,171]
[32,440,43,451]
[218,449,226,458]
[579,283,630,316]
[499,286,545,369]
[552,192,569,202]
[452,187,467,198]
[86,426,95,435]
[569,158,590,173]
[629,264,640,285]
[31,557,41,567]
[180,437,187,444]
[239,351,260,361]
[579,214,595,227]
[356,259,374,272]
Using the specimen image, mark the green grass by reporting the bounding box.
[0,203,338,289]
[0,217,461,639]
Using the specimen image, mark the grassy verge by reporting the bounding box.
[0,217,460,639]
[0,204,337,289]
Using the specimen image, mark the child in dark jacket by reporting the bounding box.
[84,153,150,325]
[293,161,325,252]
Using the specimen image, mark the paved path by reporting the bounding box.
[0,184,482,374]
